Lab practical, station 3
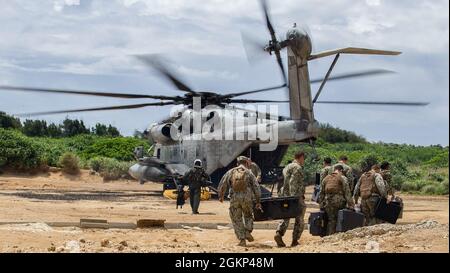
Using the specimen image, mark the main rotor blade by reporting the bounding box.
[315,101,429,106]
[16,102,177,117]
[0,85,180,101]
[222,84,287,98]
[260,0,277,42]
[229,99,289,103]
[310,69,395,84]
[136,55,195,94]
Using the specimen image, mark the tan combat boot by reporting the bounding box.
[238,239,247,247]
[246,233,254,242]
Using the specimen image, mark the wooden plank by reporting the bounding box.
[80,219,109,229]
[136,219,165,228]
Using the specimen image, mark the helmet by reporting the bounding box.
[194,159,202,168]
[237,156,249,162]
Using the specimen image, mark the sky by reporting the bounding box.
[0,0,448,146]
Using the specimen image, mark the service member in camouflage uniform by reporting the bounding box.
[333,155,354,192]
[183,159,209,214]
[380,161,404,218]
[218,157,262,247]
[274,151,306,248]
[380,161,394,196]
[247,158,262,183]
[320,157,334,183]
[353,164,387,226]
[235,156,262,202]
[318,165,355,235]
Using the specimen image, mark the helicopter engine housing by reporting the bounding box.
[149,123,175,144]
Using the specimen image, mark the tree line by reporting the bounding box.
[0,111,120,137]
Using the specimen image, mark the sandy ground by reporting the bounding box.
[0,170,448,253]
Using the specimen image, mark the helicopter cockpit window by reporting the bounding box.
[206,111,218,133]
[206,112,215,121]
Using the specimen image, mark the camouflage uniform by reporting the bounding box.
[249,162,262,183]
[276,162,306,242]
[183,167,209,214]
[334,162,354,191]
[218,165,261,241]
[381,169,395,196]
[320,165,333,183]
[318,173,354,235]
[354,171,387,226]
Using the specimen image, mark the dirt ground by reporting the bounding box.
[0,170,448,253]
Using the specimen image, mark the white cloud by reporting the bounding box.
[0,0,448,145]
[366,0,381,6]
[53,0,81,12]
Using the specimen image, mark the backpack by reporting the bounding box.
[324,173,343,194]
[360,172,377,198]
[230,167,248,193]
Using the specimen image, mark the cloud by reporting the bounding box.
[53,0,81,12]
[0,0,448,145]
[366,0,381,6]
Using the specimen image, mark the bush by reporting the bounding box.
[429,173,445,182]
[359,154,380,173]
[401,181,419,192]
[426,151,449,168]
[0,128,45,171]
[89,157,132,181]
[81,137,150,161]
[89,157,104,172]
[421,184,439,195]
[391,174,405,191]
[318,123,367,144]
[437,181,449,195]
[59,152,80,175]
[0,112,21,130]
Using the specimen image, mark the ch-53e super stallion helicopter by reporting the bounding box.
[0,0,428,197]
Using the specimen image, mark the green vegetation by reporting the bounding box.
[1,112,448,194]
[0,112,22,130]
[1,112,121,138]
[89,157,133,181]
[0,112,149,180]
[0,128,149,179]
[0,129,45,171]
[59,152,80,175]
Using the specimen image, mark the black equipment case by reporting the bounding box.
[311,173,321,203]
[375,197,402,224]
[253,196,301,222]
[336,209,365,232]
[308,211,327,237]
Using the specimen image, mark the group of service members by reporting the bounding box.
[183,152,395,247]
[319,156,394,236]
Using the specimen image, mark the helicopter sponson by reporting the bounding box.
[128,156,190,183]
